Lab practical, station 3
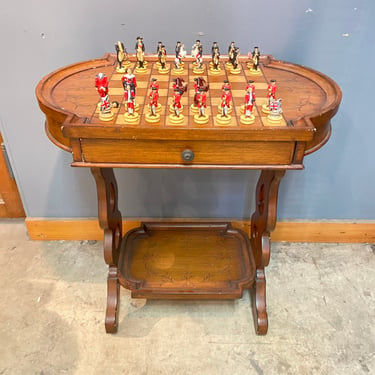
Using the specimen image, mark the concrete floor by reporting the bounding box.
[0,220,374,375]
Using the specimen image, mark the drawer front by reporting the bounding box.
[77,139,296,166]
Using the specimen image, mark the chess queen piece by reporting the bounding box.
[121,68,139,112]
[262,79,277,114]
[123,83,139,123]
[95,73,114,121]
[145,86,160,123]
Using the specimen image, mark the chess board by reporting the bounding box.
[95,56,288,128]
[37,53,341,161]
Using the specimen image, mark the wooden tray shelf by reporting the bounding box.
[118,222,255,299]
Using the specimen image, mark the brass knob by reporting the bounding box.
[181,149,195,162]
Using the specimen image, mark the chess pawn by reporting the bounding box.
[145,87,161,123]
[193,89,209,124]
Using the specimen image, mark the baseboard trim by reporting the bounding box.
[25,217,375,243]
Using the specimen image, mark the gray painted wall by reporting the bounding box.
[1,0,374,220]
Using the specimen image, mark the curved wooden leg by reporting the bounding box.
[250,169,285,335]
[105,266,120,333]
[91,168,122,333]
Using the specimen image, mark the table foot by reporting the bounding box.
[105,265,120,333]
[251,268,268,335]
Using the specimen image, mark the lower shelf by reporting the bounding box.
[118,222,256,299]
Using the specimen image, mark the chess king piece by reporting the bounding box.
[145,86,160,123]
[123,82,139,123]
[240,81,256,125]
[121,68,139,112]
[262,79,277,113]
[94,73,114,121]
[135,36,147,73]
[115,41,129,73]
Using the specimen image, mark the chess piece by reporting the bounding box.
[194,88,209,124]
[249,46,261,75]
[145,86,160,123]
[135,36,147,73]
[216,87,232,125]
[95,73,114,121]
[267,99,283,123]
[115,41,129,73]
[262,79,277,113]
[158,45,169,74]
[240,82,256,124]
[230,47,241,74]
[169,88,184,124]
[209,42,221,74]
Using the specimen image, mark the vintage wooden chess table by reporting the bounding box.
[36,53,341,334]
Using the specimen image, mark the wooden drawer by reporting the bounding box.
[74,138,296,166]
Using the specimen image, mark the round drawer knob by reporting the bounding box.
[181,149,195,162]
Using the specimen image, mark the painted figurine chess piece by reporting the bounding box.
[145,86,160,123]
[191,40,203,72]
[135,36,147,72]
[194,87,209,124]
[262,79,277,114]
[210,42,221,73]
[94,73,113,121]
[115,41,129,73]
[240,80,256,124]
